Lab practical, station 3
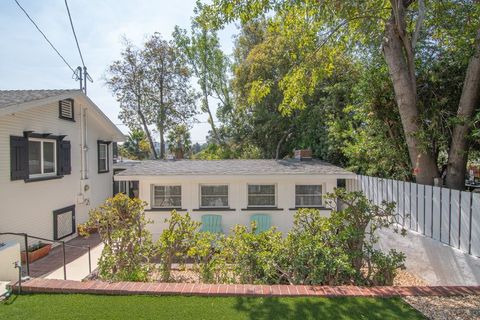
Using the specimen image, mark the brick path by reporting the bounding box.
[11,278,480,297]
[28,233,101,278]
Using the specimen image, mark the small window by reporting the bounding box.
[152,185,181,208]
[200,185,229,208]
[295,185,322,207]
[28,138,56,177]
[59,99,74,121]
[98,141,110,173]
[248,184,276,207]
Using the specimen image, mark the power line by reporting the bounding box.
[64,0,84,67]
[14,0,77,75]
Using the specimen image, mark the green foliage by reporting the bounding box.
[187,232,230,283]
[167,124,192,159]
[80,194,155,282]
[223,224,284,284]
[157,210,200,281]
[120,129,151,160]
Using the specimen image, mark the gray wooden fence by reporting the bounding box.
[347,175,480,258]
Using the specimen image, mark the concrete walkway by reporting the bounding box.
[28,233,102,280]
[378,228,480,286]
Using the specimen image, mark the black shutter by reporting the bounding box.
[10,136,28,180]
[59,140,71,175]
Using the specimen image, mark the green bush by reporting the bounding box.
[223,224,284,284]
[85,190,405,286]
[80,193,155,282]
[157,210,200,281]
[187,232,231,283]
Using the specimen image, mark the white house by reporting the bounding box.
[0,89,124,243]
[114,152,356,238]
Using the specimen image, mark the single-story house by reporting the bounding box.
[0,89,124,244]
[114,151,356,237]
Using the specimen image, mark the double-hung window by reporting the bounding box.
[152,185,181,208]
[247,184,276,207]
[295,185,322,207]
[28,138,56,178]
[98,141,109,173]
[200,185,229,208]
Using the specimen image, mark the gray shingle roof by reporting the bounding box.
[0,89,81,109]
[116,159,354,176]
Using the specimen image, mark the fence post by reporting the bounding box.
[23,233,30,277]
[62,242,67,280]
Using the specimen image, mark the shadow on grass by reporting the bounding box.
[233,296,426,320]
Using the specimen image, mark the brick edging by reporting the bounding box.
[9,279,480,297]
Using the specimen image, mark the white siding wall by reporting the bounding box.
[0,99,114,245]
[127,175,339,239]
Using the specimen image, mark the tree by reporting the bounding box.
[173,18,232,143]
[105,38,158,159]
[143,33,198,159]
[120,129,151,160]
[167,124,192,159]
[199,0,480,188]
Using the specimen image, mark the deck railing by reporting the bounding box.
[0,232,91,280]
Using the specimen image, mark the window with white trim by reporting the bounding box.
[295,185,322,207]
[152,185,181,208]
[200,185,229,208]
[98,142,109,173]
[247,184,276,207]
[28,138,56,177]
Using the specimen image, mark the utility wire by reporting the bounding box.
[14,0,77,75]
[64,0,92,82]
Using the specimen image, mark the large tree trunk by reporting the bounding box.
[138,107,158,159]
[382,4,439,185]
[202,90,220,142]
[159,125,165,159]
[445,27,480,190]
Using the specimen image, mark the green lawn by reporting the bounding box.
[0,294,425,320]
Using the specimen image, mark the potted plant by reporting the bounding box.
[21,241,52,263]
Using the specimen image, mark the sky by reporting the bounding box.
[0,0,237,144]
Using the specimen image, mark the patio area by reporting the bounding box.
[27,233,102,280]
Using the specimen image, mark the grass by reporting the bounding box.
[0,294,425,320]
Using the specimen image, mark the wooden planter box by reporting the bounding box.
[21,243,52,263]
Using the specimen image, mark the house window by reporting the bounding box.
[28,138,56,177]
[295,185,322,207]
[248,184,276,207]
[200,185,229,208]
[59,99,74,121]
[98,141,110,173]
[152,185,181,208]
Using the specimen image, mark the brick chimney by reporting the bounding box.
[294,149,312,161]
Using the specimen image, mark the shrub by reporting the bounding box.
[157,210,200,281]
[323,188,406,285]
[187,232,231,283]
[79,193,155,282]
[224,224,284,284]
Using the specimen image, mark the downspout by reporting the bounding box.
[80,106,85,180]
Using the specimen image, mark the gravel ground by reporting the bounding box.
[394,269,429,286]
[404,295,480,320]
